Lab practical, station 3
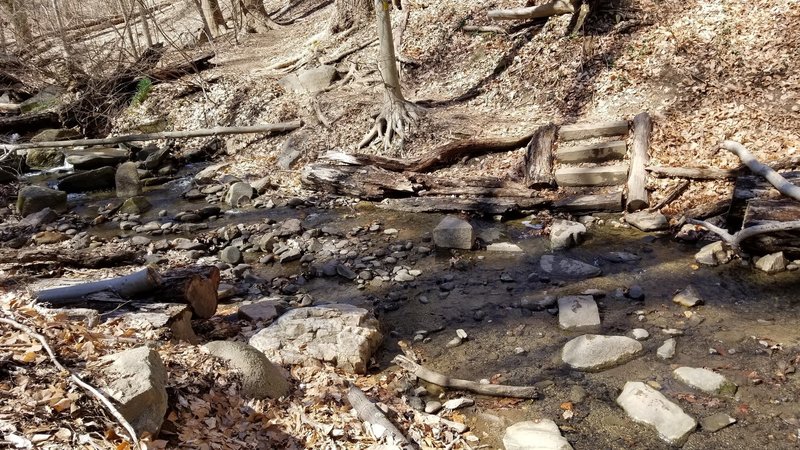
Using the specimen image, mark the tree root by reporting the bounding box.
[358,98,422,153]
[687,218,800,256]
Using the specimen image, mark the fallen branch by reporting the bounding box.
[392,355,540,399]
[0,316,140,449]
[649,180,689,212]
[488,0,574,21]
[647,165,740,180]
[721,140,800,201]
[461,25,507,34]
[686,218,800,255]
[35,267,162,305]
[347,384,412,448]
[2,121,303,153]
[0,248,140,269]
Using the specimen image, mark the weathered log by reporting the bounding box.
[557,140,626,163]
[419,186,537,197]
[301,163,414,199]
[347,384,411,447]
[411,173,537,197]
[0,247,140,268]
[393,355,540,399]
[488,0,574,21]
[647,165,739,180]
[722,140,800,201]
[741,199,800,258]
[626,112,651,211]
[377,196,549,214]
[0,111,61,134]
[553,190,623,213]
[558,120,629,141]
[122,303,200,344]
[554,164,629,186]
[682,199,730,221]
[158,266,220,319]
[649,180,689,212]
[461,25,507,34]
[687,217,800,257]
[524,123,557,188]
[0,103,20,114]
[4,121,303,153]
[35,267,161,305]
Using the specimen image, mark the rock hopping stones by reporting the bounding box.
[249,304,382,374]
[502,419,573,450]
[557,296,600,331]
[561,335,643,371]
[115,161,142,198]
[673,367,737,396]
[657,338,677,360]
[625,210,669,232]
[433,215,474,250]
[616,381,697,446]
[16,185,67,216]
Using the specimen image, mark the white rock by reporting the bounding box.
[657,338,677,360]
[616,381,697,446]
[754,252,787,274]
[443,397,474,410]
[561,335,643,371]
[673,367,738,396]
[433,216,474,250]
[502,419,573,450]
[631,328,650,340]
[557,296,600,331]
[695,241,731,266]
[673,285,702,307]
[487,242,524,252]
[550,219,586,250]
[456,329,468,339]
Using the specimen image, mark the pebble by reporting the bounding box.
[700,413,736,432]
[384,228,398,235]
[631,328,650,340]
[500,272,515,282]
[442,397,474,410]
[456,329,468,339]
[424,401,442,414]
[446,337,462,348]
[626,284,645,300]
[657,338,677,360]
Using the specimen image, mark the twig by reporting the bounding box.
[461,25,507,34]
[392,355,540,399]
[721,140,800,201]
[347,383,413,448]
[0,316,140,449]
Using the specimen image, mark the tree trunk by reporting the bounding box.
[0,0,33,45]
[192,0,215,42]
[202,0,227,36]
[626,111,651,211]
[240,0,281,33]
[524,123,557,188]
[330,0,373,33]
[488,0,575,21]
[51,0,74,60]
[35,267,161,305]
[117,0,140,57]
[137,0,154,47]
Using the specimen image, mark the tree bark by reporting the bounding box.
[202,0,227,36]
[488,0,574,21]
[137,0,154,47]
[35,267,161,305]
[158,266,220,319]
[330,0,372,33]
[626,111,651,211]
[0,0,33,45]
[524,123,557,188]
[240,0,282,33]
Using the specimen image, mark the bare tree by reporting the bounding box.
[137,0,154,47]
[360,0,420,152]
[202,0,227,36]
[50,0,74,59]
[329,0,372,34]
[239,0,282,33]
[0,0,33,45]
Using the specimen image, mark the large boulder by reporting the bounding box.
[616,381,697,446]
[298,65,338,93]
[433,216,474,250]
[204,341,291,399]
[561,335,642,371]
[101,347,168,437]
[16,186,67,216]
[550,219,586,250]
[249,304,382,374]
[539,255,601,279]
[25,148,64,170]
[57,166,115,193]
[116,162,142,198]
[225,182,254,207]
[503,419,573,450]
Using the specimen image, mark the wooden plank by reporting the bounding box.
[558,120,629,141]
[553,191,623,213]
[377,197,550,215]
[626,112,651,211]
[557,140,626,163]
[554,164,629,186]
[741,199,800,259]
[524,123,557,187]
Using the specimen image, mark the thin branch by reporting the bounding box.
[686,218,800,255]
[0,316,140,449]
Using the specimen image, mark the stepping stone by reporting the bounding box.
[657,338,677,360]
[559,120,629,141]
[700,412,736,432]
[673,285,702,307]
[557,140,627,163]
[557,296,600,331]
[616,381,697,446]
[625,210,668,231]
[539,255,601,279]
[673,367,738,396]
[503,419,573,450]
[561,335,642,371]
[433,215,474,250]
[553,191,624,213]
[555,164,629,187]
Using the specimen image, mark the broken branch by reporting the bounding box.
[721,140,800,201]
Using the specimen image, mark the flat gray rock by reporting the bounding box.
[557,296,600,331]
[249,304,382,374]
[433,215,474,250]
[540,255,601,279]
[657,338,677,360]
[673,367,737,396]
[700,412,736,432]
[204,341,291,399]
[626,210,669,231]
[503,419,573,450]
[616,381,696,446]
[673,285,702,307]
[238,299,280,322]
[561,335,642,371]
[602,251,641,263]
[550,219,586,250]
[695,241,731,266]
[754,252,787,274]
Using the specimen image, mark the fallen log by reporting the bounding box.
[419,186,537,197]
[553,190,624,213]
[682,199,730,221]
[347,384,412,448]
[0,248,141,268]
[647,165,739,180]
[0,111,61,134]
[3,121,303,153]
[412,173,536,197]
[626,112,651,211]
[722,140,800,201]
[393,355,540,399]
[147,52,216,82]
[122,303,200,343]
[301,163,415,200]
[524,123,557,188]
[649,180,689,212]
[741,199,800,258]
[378,196,549,214]
[488,0,574,21]
[36,267,161,305]
[687,218,800,256]
[157,266,220,319]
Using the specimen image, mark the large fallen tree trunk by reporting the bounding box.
[647,166,740,180]
[488,0,574,21]
[393,355,540,399]
[3,121,303,153]
[626,112,651,211]
[36,267,161,305]
[0,247,140,268]
[301,163,415,199]
[553,190,624,213]
[377,196,549,214]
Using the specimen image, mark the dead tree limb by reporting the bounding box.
[0,316,140,449]
[392,355,540,399]
[686,218,800,255]
[721,140,800,201]
[0,248,140,268]
[488,0,574,21]
[3,121,303,153]
[347,384,412,448]
[649,180,689,212]
[626,112,651,211]
[35,267,162,305]
[647,165,739,180]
